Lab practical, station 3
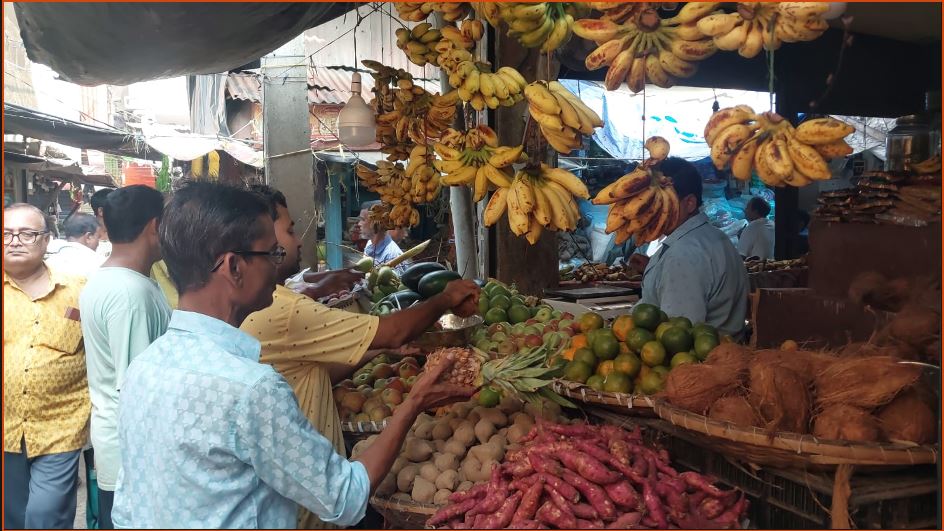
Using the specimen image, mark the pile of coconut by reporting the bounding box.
[664,343,937,446]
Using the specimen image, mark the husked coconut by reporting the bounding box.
[813,404,880,442]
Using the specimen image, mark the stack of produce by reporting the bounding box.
[472,309,573,360]
[371,262,463,315]
[493,2,588,53]
[560,262,640,283]
[394,2,470,22]
[433,126,525,202]
[437,46,529,111]
[362,397,568,504]
[428,420,749,529]
[706,107,854,186]
[592,136,681,245]
[664,343,937,445]
[395,20,484,67]
[334,355,422,424]
[558,305,723,396]
[524,81,604,154]
[697,2,829,58]
[573,3,719,92]
[477,279,540,325]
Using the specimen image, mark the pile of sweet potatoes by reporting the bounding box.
[428,420,748,529]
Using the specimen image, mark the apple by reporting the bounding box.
[381,388,404,406]
[551,310,562,319]
[523,325,542,336]
[511,323,527,334]
[338,379,356,389]
[491,331,508,343]
[543,331,562,348]
[488,323,508,335]
[526,318,538,325]
[398,364,419,379]
[498,340,517,356]
[534,308,553,323]
[524,334,544,347]
[385,379,407,393]
[562,312,575,320]
[542,325,558,335]
[558,319,573,330]
[559,327,576,338]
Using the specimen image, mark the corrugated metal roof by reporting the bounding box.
[226,73,262,103]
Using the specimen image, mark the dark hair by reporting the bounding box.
[248,183,287,215]
[102,185,165,243]
[159,181,272,293]
[661,157,703,207]
[63,213,100,239]
[90,188,114,215]
[747,196,771,217]
[3,203,49,231]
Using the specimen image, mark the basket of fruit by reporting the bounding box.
[370,495,441,529]
[335,354,422,433]
[653,343,940,469]
[552,305,724,416]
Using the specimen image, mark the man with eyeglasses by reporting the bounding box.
[112,182,472,528]
[3,203,90,529]
[78,185,170,529]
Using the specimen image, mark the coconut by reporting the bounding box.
[876,390,937,445]
[704,343,752,382]
[708,396,761,427]
[813,404,880,442]
[888,305,940,348]
[847,271,888,305]
[664,364,741,415]
[747,361,811,434]
[814,356,922,409]
[752,349,835,378]
[839,340,918,361]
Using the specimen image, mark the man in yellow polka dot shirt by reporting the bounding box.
[156,185,480,529]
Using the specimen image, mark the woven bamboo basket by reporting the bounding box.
[340,418,389,434]
[370,495,440,529]
[551,379,657,416]
[653,399,939,469]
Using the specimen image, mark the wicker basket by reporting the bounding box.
[340,418,389,434]
[551,379,657,416]
[653,399,939,469]
[370,495,440,529]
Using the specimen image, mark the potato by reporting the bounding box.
[351,439,371,458]
[511,412,534,431]
[435,469,459,491]
[499,395,524,413]
[466,410,482,425]
[433,489,452,505]
[452,420,476,446]
[447,417,464,431]
[459,455,481,483]
[434,439,447,453]
[432,420,453,441]
[392,492,411,502]
[443,438,467,458]
[456,481,474,493]
[404,439,433,462]
[397,465,418,493]
[451,402,474,418]
[434,452,459,472]
[377,473,397,497]
[420,463,440,483]
[487,434,508,452]
[474,419,496,444]
[478,408,508,427]
[469,443,504,464]
[523,401,544,419]
[507,423,529,444]
[391,456,408,475]
[413,421,434,440]
[467,459,497,483]
[412,477,436,503]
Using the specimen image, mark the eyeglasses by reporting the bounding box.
[210,246,286,272]
[3,230,49,245]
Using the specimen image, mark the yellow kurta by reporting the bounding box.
[150,260,178,309]
[241,284,379,529]
[3,267,90,456]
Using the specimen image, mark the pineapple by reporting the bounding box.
[426,345,574,408]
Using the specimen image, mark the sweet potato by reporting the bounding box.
[603,481,639,509]
[570,503,598,520]
[680,471,724,497]
[605,512,642,529]
[528,453,564,475]
[543,484,577,515]
[561,469,616,520]
[429,497,479,527]
[478,491,522,529]
[535,500,577,529]
[448,482,486,503]
[576,518,604,529]
[509,520,542,529]
[513,482,545,523]
[537,473,580,504]
[556,450,620,484]
[642,481,669,528]
[698,497,725,519]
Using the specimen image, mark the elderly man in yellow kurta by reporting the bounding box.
[4,203,90,529]
[154,185,480,529]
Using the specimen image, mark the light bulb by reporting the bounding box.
[338,72,376,147]
[823,2,847,20]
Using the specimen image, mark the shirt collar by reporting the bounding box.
[3,263,69,290]
[661,212,709,248]
[749,217,771,227]
[369,235,393,257]
[168,310,261,362]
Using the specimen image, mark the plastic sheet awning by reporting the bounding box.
[13,3,352,86]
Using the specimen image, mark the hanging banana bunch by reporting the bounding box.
[439,47,528,111]
[207,151,220,179]
[592,137,681,245]
[705,105,854,187]
[495,2,588,53]
[404,144,443,204]
[191,155,204,178]
[485,163,590,244]
[356,163,423,228]
[394,2,470,22]
[472,2,502,28]
[396,20,485,67]
[432,126,526,202]
[524,81,604,154]
[696,2,829,58]
[574,2,719,92]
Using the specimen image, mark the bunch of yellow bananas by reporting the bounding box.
[441,49,528,111]
[472,2,502,27]
[524,80,604,154]
[574,2,719,92]
[495,2,587,53]
[356,163,423,227]
[394,2,470,23]
[485,163,590,244]
[432,125,525,202]
[706,105,854,187]
[404,144,443,204]
[396,20,484,67]
[696,2,828,58]
[592,137,680,245]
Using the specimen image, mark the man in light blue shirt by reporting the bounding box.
[114,182,471,529]
[80,185,170,529]
[640,158,749,338]
[358,203,408,273]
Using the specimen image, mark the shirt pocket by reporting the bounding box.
[36,315,84,354]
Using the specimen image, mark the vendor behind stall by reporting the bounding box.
[737,196,775,260]
[359,201,408,274]
[638,158,749,338]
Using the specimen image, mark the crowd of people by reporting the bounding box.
[3,181,480,529]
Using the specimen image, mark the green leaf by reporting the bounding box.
[538,386,577,409]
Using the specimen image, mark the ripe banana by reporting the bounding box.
[526,81,603,154]
[499,2,582,53]
[794,117,856,145]
[433,126,520,200]
[442,56,527,110]
[698,2,828,58]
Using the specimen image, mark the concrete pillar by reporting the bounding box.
[262,35,317,268]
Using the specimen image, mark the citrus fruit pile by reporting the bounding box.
[555,304,727,396]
